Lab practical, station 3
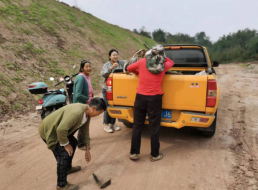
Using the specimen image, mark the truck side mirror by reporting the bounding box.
[212,61,219,67]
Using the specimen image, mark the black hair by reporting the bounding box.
[79,60,91,73]
[108,49,119,61]
[89,97,107,111]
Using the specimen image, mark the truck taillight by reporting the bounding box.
[106,78,113,100]
[206,79,217,107]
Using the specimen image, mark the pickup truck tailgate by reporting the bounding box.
[112,74,207,112]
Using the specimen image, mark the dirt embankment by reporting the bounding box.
[0,0,156,121]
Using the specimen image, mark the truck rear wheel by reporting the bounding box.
[200,112,217,137]
[123,121,133,128]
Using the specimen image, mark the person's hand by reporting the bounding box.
[64,144,73,156]
[113,62,119,68]
[110,63,119,70]
[85,148,91,163]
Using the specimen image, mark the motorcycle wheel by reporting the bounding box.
[41,110,53,120]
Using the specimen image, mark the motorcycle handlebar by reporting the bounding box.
[72,73,79,77]
[55,81,63,86]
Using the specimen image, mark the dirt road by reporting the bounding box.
[1,64,258,190]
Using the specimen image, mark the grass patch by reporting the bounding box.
[65,48,83,59]
[3,62,21,71]
[0,89,10,97]
[23,42,44,55]
[12,76,23,83]
[11,103,22,110]
[23,42,33,50]
[17,27,33,35]
[46,60,65,76]
[240,63,255,69]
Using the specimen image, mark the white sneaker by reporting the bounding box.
[104,125,114,133]
[129,154,139,160]
[110,124,121,131]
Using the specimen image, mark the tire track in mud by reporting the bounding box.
[216,64,258,190]
[229,106,258,190]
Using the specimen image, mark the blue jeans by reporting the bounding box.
[102,89,116,125]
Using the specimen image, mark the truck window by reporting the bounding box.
[165,49,207,67]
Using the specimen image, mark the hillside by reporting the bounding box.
[0,0,156,121]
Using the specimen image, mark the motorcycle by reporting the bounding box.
[28,65,79,119]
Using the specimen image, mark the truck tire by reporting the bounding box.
[123,121,133,128]
[201,112,217,137]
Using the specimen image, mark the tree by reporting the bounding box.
[195,32,212,47]
[166,33,196,44]
[139,26,151,38]
[133,27,151,38]
[133,29,139,34]
[210,28,258,62]
[152,28,166,43]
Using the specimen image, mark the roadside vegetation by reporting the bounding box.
[134,27,258,63]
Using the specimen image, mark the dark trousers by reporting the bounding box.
[43,135,78,187]
[102,89,116,125]
[130,93,162,157]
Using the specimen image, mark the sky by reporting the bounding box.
[59,0,258,42]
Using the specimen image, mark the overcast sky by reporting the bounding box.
[59,0,258,42]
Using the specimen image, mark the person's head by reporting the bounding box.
[79,60,92,76]
[109,49,119,62]
[138,49,146,59]
[145,44,166,74]
[86,97,106,117]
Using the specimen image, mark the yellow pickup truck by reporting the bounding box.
[106,45,220,137]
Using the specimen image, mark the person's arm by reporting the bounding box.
[80,119,90,147]
[80,117,91,162]
[74,76,89,104]
[101,62,119,78]
[127,59,141,74]
[165,57,174,71]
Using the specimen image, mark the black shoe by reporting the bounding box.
[67,166,81,175]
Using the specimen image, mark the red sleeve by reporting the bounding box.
[127,59,142,74]
[164,57,174,71]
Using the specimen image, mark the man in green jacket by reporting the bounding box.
[39,97,106,190]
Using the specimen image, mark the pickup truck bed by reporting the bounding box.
[106,45,220,137]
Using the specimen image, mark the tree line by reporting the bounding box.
[133,27,258,63]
